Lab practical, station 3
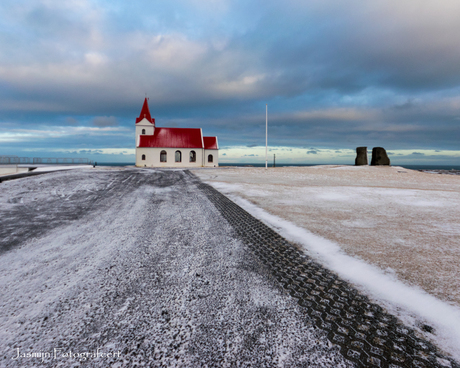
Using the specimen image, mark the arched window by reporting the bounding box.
[189,151,196,162]
[141,129,146,135]
[175,150,182,162]
[141,154,146,161]
[160,150,167,162]
[208,154,213,163]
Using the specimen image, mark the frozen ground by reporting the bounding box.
[32,164,94,172]
[0,169,351,367]
[0,164,94,177]
[195,165,460,360]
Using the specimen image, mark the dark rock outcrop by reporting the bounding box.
[371,147,390,165]
[355,147,368,165]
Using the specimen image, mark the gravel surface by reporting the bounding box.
[0,169,351,367]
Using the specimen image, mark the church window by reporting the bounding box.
[142,154,146,160]
[142,129,146,135]
[190,151,196,162]
[175,150,182,162]
[208,154,213,163]
[160,150,167,162]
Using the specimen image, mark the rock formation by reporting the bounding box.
[355,147,368,165]
[371,147,390,165]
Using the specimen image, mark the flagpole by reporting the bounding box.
[265,104,268,169]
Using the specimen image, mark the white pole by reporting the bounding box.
[265,104,268,169]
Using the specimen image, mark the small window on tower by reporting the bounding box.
[208,154,213,163]
[142,154,146,160]
[142,129,146,135]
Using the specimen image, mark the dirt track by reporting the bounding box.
[0,169,350,367]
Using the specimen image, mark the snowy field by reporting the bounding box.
[0,169,351,367]
[195,165,460,361]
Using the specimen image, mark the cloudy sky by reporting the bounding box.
[1,0,460,165]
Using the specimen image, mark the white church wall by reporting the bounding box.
[136,148,205,167]
[204,149,219,167]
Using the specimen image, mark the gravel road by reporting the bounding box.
[1,169,352,367]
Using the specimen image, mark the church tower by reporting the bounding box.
[135,98,155,147]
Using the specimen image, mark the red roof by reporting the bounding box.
[203,136,218,149]
[136,98,155,125]
[139,128,204,148]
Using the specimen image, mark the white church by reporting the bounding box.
[135,98,219,167]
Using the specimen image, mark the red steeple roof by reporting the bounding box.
[135,98,155,124]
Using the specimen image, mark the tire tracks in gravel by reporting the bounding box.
[3,170,353,367]
[0,169,154,254]
[189,171,460,368]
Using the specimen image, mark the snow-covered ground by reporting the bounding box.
[0,164,94,178]
[0,166,29,175]
[0,169,351,367]
[195,165,460,361]
[31,164,94,172]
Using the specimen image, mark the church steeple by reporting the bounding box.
[135,98,155,125]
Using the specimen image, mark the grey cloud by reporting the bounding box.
[2,1,460,111]
[260,1,460,94]
[92,116,118,127]
[393,100,415,110]
[66,117,78,125]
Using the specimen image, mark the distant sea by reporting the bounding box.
[96,162,460,171]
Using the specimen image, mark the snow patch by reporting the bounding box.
[33,165,93,172]
[208,181,460,361]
